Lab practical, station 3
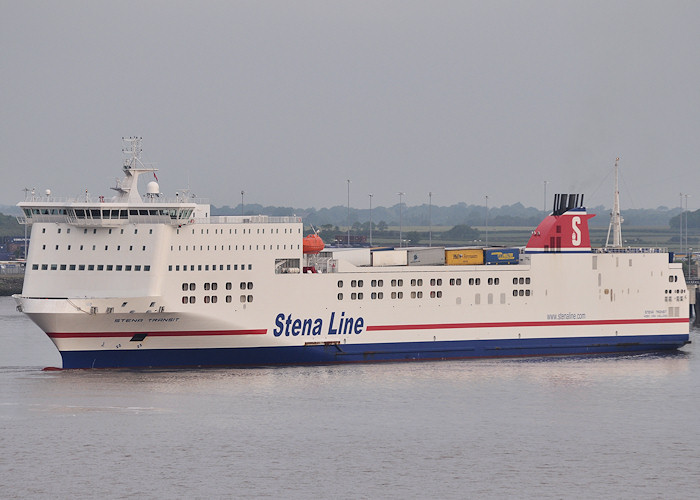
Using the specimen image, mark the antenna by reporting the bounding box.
[122,136,144,169]
[605,158,624,248]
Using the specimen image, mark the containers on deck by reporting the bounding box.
[484,248,520,265]
[445,248,484,265]
[344,246,522,267]
[406,247,445,266]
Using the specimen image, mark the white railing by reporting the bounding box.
[210,215,302,224]
[20,195,207,204]
[593,247,668,254]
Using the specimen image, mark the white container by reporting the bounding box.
[371,249,408,267]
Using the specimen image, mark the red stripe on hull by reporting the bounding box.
[48,329,268,339]
[366,317,688,332]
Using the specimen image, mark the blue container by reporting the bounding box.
[484,248,520,265]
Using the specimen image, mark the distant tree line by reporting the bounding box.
[670,209,700,230]
[213,203,695,229]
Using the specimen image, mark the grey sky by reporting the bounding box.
[2,1,699,212]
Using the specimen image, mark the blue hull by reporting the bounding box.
[59,334,690,369]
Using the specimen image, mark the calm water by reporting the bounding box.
[1,296,699,499]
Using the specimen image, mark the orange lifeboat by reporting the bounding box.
[303,234,325,254]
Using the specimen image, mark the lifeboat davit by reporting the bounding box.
[303,234,325,254]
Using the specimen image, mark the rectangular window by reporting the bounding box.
[116,265,123,271]
[107,265,113,271]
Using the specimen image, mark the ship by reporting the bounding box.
[13,139,690,368]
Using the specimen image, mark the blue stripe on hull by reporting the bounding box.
[59,334,690,369]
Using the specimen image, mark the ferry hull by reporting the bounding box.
[59,334,690,369]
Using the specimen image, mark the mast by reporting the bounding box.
[111,137,159,203]
[605,157,624,248]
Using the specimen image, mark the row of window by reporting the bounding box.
[44,225,300,237]
[32,263,151,271]
[171,244,300,251]
[336,290,532,301]
[180,282,254,291]
[43,227,153,235]
[336,276,519,288]
[181,227,299,235]
[30,208,192,220]
[42,244,146,251]
[338,290,445,300]
[665,296,685,302]
[169,264,253,271]
[181,295,254,304]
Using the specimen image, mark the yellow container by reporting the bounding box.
[445,248,484,265]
